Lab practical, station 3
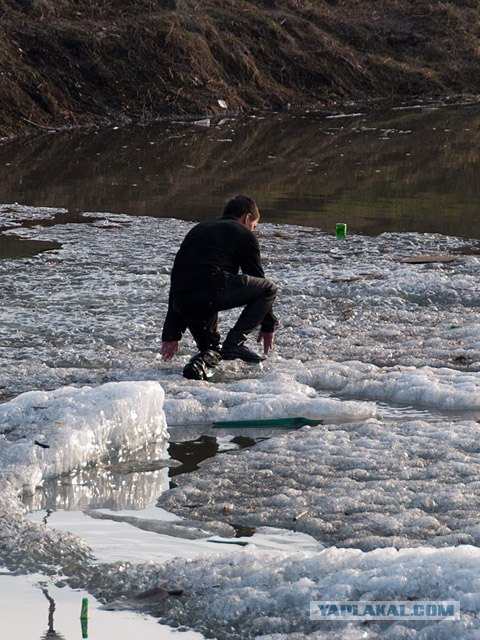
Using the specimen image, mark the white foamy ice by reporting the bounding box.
[148,543,480,639]
[1,209,478,405]
[162,371,378,425]
[296,360,480,413]
[0,381,167,494]
[160,417,480,550]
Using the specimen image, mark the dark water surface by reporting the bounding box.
[1,101,479,242]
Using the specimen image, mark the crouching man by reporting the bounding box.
[160,195,278,380]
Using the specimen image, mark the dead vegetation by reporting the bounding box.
[0,0,479,138]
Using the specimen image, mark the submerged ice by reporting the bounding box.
[159,417,480,550]
[1,205,480,639]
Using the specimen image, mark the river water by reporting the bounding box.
[1,101,479,640]
[0,99,479,254]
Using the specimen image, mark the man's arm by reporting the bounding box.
[161,292,187,360]
[160,340,179,361]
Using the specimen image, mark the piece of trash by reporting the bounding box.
[335,223,347,239]
[80,598,88,620]
[80,596,89,636]
[293,510,309,522]
[194,118,210,127]
[218,99,228,109]
[207,539,249,546]
[34,440,50,449]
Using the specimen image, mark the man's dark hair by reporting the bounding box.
[222,195,260,221]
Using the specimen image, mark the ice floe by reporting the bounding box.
[1,206,480,639]
[115,544,480,639]
[159,417,480,550]
[0,381,168,574]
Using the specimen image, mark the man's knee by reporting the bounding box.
[264,279,278,302]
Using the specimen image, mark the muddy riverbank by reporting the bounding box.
[1,0,480,139]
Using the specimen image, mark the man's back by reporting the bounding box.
[171,217,264,293]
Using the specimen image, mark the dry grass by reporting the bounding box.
[0,0,479,137]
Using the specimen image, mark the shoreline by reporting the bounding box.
[2,91,478,149]
[2,1,480,140]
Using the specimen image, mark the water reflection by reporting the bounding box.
[0,102,478,238]
[23,436,258,512]
[40,587,66,640]
[23,441,170,512]
[0,235,61,259]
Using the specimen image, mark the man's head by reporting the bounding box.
[222,195,260,231]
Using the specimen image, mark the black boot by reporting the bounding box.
[183,350,221,381]
[221,330,266,363]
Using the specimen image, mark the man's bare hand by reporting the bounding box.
[160,340,179,362]
[257,330,274,355]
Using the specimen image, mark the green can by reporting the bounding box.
[335,222,347,238]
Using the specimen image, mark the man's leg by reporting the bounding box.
[215,275,277,362]
[186,312,221,353]
[182,312,221,380]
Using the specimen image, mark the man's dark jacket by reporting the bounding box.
[162,217,277,341]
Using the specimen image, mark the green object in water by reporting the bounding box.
[80,597,88,620]
[335,222,347,238]
[212,417,323,429]
[80,598,88,638]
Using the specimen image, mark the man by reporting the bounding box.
[160,195,278,380]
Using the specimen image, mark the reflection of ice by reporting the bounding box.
[0,381,167,492]
[23,441,171,513]
[0,381,168,576]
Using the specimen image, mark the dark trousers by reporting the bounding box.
[174,274,277,352]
